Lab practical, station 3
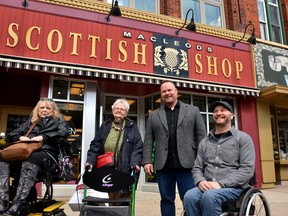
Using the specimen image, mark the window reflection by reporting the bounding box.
[105,96,138,117]
[52,79,85,101]
[53,79,68,99]
[70,82,85,101]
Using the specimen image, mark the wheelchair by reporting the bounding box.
[9,157,66,216]
[220,186,271,216]
[181,186,271,216]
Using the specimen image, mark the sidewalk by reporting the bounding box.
[59,185,288,216]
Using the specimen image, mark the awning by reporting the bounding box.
[0,56,260,97]
[259,85,288,106]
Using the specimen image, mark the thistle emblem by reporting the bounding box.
[154,46,188,76]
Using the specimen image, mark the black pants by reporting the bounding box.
[0,151,53,178]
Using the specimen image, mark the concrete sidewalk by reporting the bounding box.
[59,185,288,215]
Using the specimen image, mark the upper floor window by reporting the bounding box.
[106,0,159,13]
[181,0,224,28]
[257,0,284,44]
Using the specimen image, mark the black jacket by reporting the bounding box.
[86,117,143,175]
[6,116,69,157]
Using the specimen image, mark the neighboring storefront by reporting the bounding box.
[255,42,288,188]
[0,0,262,195]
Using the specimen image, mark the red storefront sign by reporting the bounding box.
[0,4,255,88]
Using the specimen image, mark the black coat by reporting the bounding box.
[86,117,143,175]
[6,116,69,157]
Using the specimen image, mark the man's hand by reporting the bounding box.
[198,181,222,192]
[143,163,154,176]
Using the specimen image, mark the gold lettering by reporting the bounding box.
[133,43,147,65]
[207,56,218,75]
[118,40,127,62]
[69,32,82,56]
[6,23,19,48]
[26,26,40,50]
[88,35,100,58]
[235,61,243,79]
[47,30,63,53]
[105,38,112,60]
[222,59,232,78]
[195,54,202,73]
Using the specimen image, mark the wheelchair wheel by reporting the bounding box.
[239,188,270,216]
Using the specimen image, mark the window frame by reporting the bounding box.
[105,0,160,13]
[257,0,285,44]
[181,0,225,28]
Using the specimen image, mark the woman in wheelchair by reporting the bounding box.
[0,98,69,216]
[183,101,256,216]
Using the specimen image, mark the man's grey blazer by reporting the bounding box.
[142,101,207,170]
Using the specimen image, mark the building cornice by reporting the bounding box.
[39,0,248,42]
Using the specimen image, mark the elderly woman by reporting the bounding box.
[85,98,143,203]
[0,98,69,216]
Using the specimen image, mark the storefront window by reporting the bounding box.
[271,107,288,160]
[57,102,83,182]
[70,82,85,101]
[51,78,85,183]
[52,79,85,102]
[105,95,138,122]
[52,79,68,100]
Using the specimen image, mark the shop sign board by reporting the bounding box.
[0,4,255,88]
[255,43,288,88]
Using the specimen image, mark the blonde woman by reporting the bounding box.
[0,98,69,216]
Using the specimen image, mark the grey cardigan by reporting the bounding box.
[142,101,206,170]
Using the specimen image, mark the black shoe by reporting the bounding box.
[0,200,9,214]
[3,200,29,216]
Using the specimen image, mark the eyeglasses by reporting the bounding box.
[40,98,54,102]
[113,107,127,113]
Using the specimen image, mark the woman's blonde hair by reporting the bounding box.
[31,98,63,123]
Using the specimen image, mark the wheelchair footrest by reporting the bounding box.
[43,201,65,213]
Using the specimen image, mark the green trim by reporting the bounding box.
[264,0,273,40]
[277,0,286,44]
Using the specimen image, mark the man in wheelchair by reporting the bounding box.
[183,101,255,216]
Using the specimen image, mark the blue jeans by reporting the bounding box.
[183,186,243,216]
[157,169,195,216]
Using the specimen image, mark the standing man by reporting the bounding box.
[183,101,255,216]
[142,81,206,216]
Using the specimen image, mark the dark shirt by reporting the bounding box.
[164,101,182,169]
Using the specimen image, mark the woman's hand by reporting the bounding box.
[85,163,93,172]
[31,136,44,141]
[134,165,141,173]
[19,136,31,141]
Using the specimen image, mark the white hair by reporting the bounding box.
[111,98,130,112]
